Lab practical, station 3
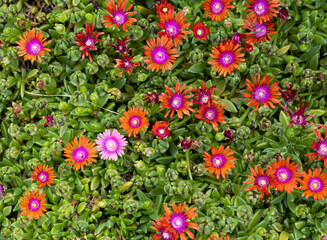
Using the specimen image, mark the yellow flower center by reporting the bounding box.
[312,182,319,190]
[159,129,165,135]
[215,3,222,11]
[85,40,93,46]
[162,7,168,12]
[197,29,203,35]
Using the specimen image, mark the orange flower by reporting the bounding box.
[31,164,55,188]
[242,16,276,45]
[300,168,327,201]
[164,202,199,240]
[20,190,47,220]
[157,10,191,47]
[202,0,234,21]
[16,28,51,63]
[245,0,280,23]
[305,129,327,168]
[244,165,273,198]
[267,156,304,193]
[119,106,149,137]
[156,0,174,18]
[208,39,245,77]
[195,102,226,131]
[152,121,170,139]
[63,136,98,170]
[102,0,137,32]
[203,145,236,179]
[192,22,210,40]
[159,82,194,119]
[150,217,178,240]
[144,35,179,73]
[243,74,281,111]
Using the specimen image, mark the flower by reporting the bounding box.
[208,236,235,240]
[74,21,104,62]
[152,121,170,139]
[208,39,245,77]
[243,74,281,111]
[202,0,234,22]
[276,83,298,107]
[144,35,179,73]
[143,92,159,106]
[63,136,98,170]
[20,190,47,220]
[157,10,191,46]
[102,0,137,32]
[244,43,253,52]
[181,137,200,150]
[159,83,194,119]
[203,145,236,179]
[305,129,327,168]
[119,106,149,137]
[245,0,280,23]
[277,8,289,24]
[192,83,216,106]
[112,36,130,53]
[231,32,247,45]
[0,184,5,200]
[156,0,174,18]
[41,114,53,128]
[164,202,199,240]
[150,217,178,240]
[31,164,55,188]
[95,129,128,161]
[224,129,234,142]
[114,49,140,76]
[267,156,304,193]
[242,16,276,45]
[300,168,327,201]
[192,22,210,40]
[243,165,273,198]
[16,28,51,63]
[195,102,226,131]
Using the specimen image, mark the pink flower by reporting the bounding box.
[95,129,128,161]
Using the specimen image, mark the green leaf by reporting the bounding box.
[169,142,178,158]
[220,99,237,112]
[137,189,151,203]
[279,110,289,127]
[305,109,325,117]
[280,231,289,240]
[112,78,126,89]
[90,176,101,191]
[307,54,319,70]
[276,44,291,57]
[187,62,206,73]
[271,191,286,205]
[48,29,61,39]
[26,69,39,79]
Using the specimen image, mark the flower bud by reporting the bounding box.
[53,115,66,126]
[258,105,272,117]
[245,190,261,205]
[189,49,204,63]
[97,54,110,67]
[224,129,234,142]
[243,149,255,164]
[143,147,155,157]
[0,166,15,181]
[198,217,215,235]
[176,160,188,176]
[164,182,177,196]
[127,25,143,40]
[67,47,82,62]
[270,123,285,136]
[39,147,54,161]
[8,123,20,137]
[24,123,37,136]
[258,118,271,131]
[192,192,206,206]
[177,180,192,195]
[86,62,99,75]
[55,181,71,197]
[193,163,205,176]
[228,117,241,128]
[295,204,309,219]
[237,126,251,139]
[237,205,253,221]
[110,176,124,189]
[138,18,149,29]
[36,98,48,110]
[5,147,20,161]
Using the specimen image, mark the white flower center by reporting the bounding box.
[106,139,117,152]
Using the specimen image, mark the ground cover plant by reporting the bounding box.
[0,0,327,239]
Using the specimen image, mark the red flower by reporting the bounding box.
[192,83,216,106]
[202,0,234,22]
[244,44,253,52]
[143,92,159,106]
[114,49,140,77]
[195,102,226,131]
[112,36,130,53]
[41,114,53,128]
[244,165,273,198]
[102,0,137,32]
[181,137,200,150]
[192,22,210,40]
[74,22,104,62]
[151,217,177,240]
[231,32,247,45]
[245,0,280,23]
[275,83,298,107]
[152,121,170,139]
[305,129,327,168]
[156,0,174,18]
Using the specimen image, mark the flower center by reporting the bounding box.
[256,176,270,187]
[211,0,224,14]
[196,28,204,37]
[253,0,268,15]
[309,177,323,192]
[200,94,209,104]
[275,167,292,183]
[84,37,95,47]
[204,108,217,121]
[170,94,184,109]
[165,21,180,37]
[317,142,327,157]
[161,231,172,240]
[162,7,168,13]
[219,52,234,67]
[37,171,49,183]
[29,199,40,211]
[113,11,126,25]
[253,86,270,102]
[291,112,305,125]
[105,138,118,152]
[211,154,226,168]
[152,46,169,64]
[129,116,141,128]
[123,60,132,69]
[254,23,268,38]
[157,127,168,138]
[27,39,43,55]
[171,214,186,232]
[72,147,89,162]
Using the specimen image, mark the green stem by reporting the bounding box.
[185,150,193,180]
[195,176,220,186]
[177,116,191,127]
[239,107,251,125]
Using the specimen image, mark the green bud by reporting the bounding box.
[237,126,251,139]
[156,165,165,176]
[5,147,20,161]
[36,98,48,110]
[8,123,20,137]
[67,47,82,62]
[57,162,72,177]
[301,77,314,89]
[198,217,215,235]
[53,115,65,126]
[97,54,110,67]
[11,228,23,240]
[24,124,37,136]
[135,161,146,171]
[295,204,309,219]
[123,198,139,214]
[228,117,241,128]
[237,205,253,222]
[245,190,261,205]
[55,181,71,197]
[193,163,206,176]
[127,25,143,40]
[270,122,285,137]
[55,24,66,34]
[258,118,271,131]
[263,207,281,223]
[189,49,204,63]
[165,168,179,181]
[192,192,206,206]
[17,215,32,228]
[39,147,54,161]
[70,71,87,86]
[0,166,15,181]
[138,18,149,29]
[56,13,67,22]
[176,160,188,176]
[164,182,177,196]
[177,180,192,195]
[256,227,268,236]
[215,132,225,141]
[110,176,124,189]
[137,73,148,82]
[57,203,74,220]
[286,127,296,138]
[48,61,63,76]
[258,106,272,117]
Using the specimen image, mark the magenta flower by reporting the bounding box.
[95,129,128,161]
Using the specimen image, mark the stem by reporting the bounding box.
[177,116,191,127]
[185,150,193,180]
[195,176,220,186]
[239,107,251,125]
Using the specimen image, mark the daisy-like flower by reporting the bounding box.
[119,106,149,137]
[63,136,98,170]
[20,190,47,220]
[156,0,174,18]
[202,0,234,22]
[300,168,327,201]
[74,21,104,62]
[157,10,191,47]
[208,39,245,77]
[16,28,51,63]
[193,83,216,106]
[95,129,128,161]
[159,82,194,119]
[192,22,210,40]
[114,49,140,77]
[152,121,170,139]
[112,36,130,53]
[243,165,273,198]
[244,43,254,52]
[151,217,178,240]
[102,0,137,32]
[195,102,226,131]
[164,202,199,240]
[144,35,179,73]
[305,129,327,168]
[243,74,281,111]
[267,156,304,193]
[203,145,236,179]
[143,92,159,106]
[31,164,55,188]
[245,0,280,23]
[276,83,298,107]
[242,16,276,45]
